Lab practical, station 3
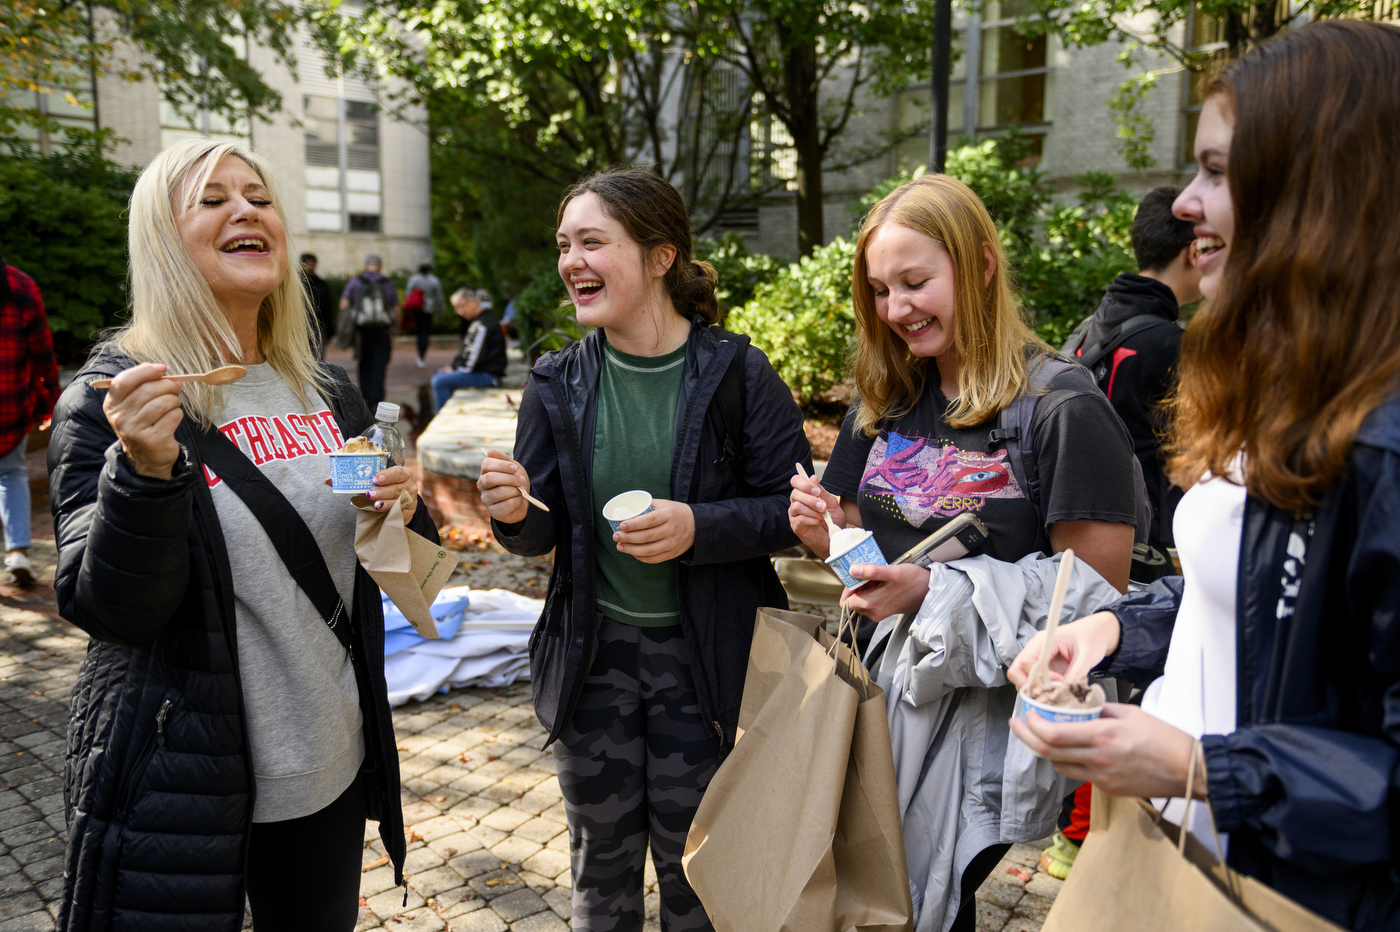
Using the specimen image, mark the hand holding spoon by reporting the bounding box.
[1030,548,1076,686]
[91,365,249,390]
[795,462,840,536]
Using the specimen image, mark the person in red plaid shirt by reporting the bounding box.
[0,253,59,587]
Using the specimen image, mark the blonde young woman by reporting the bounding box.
[789,174,1137,931]
[48,139,435,931]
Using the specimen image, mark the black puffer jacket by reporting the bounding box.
[50,350,427,931]
[494,320,810,750]
[1099,393,1400,930]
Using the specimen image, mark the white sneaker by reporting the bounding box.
[4,552,34,588]
[416,357,426,369]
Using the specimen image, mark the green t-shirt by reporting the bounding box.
[592,342,686,626]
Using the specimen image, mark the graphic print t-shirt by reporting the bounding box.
[202,364,364,822]
[821,364,1137,563]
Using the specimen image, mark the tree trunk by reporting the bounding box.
[780,28,823,256]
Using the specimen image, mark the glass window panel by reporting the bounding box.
[306,189,342,211]
[348,214,381,232]
[1184,110,1202,158]
[345,169,380,193]
[345,100,378,123]
[895,84,966,173]
[41,91,93,120]
[985,0,1036,21]
[981,27,1046,76]
[161,127,207,149]
[348,121,378,147]
[206,109,248,136]
[303,95,339,121]
[979,72,1048,127]
[160,101,198,130]
[307,210,343,232]
[346,191,380,214]
[306,166,342,189]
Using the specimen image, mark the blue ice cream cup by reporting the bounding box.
[329,451,388,494]
[1013,688,1105,726]
[824,529,887,590]
[603,490,654,534]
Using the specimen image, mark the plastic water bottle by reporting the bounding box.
[355,402,406,467]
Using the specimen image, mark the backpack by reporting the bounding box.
[1062,313,1165,384]
[989,354,1171,583]
[352,275,394,329]
[706,327,750,489]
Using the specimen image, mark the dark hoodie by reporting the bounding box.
[1077,273,1184,546]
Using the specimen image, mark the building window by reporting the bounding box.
[3,86,97,155]
[303,94,382,234]
[1180,6,1230,165]
[976,0,1053,154]
[159,100,250,151]
[894,45,967,173]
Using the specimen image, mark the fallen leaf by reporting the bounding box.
[1006,866,1032,883]
[29,691,42,696]
[422,795,447,803]
[362,855,390,872]
[396,745,408,752]
[484,877,520,887]
[448,703,462,711]
[446,847,458,858]
[458,754,471,764]
[358,896,368,908]
[408,830,424,843]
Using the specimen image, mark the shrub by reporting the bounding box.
[726,237,857,405]
[695,232,786,313]
[0,143,135,350]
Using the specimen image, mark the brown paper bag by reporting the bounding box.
[1043,784,1344,932]
[683,608,914,932]
[353,496,460,639]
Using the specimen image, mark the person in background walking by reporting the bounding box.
[1041,188,1202,880]
[0,252,59,588]
[340,253,398,410]
[431,288,507,411]
[478,167,809,931]
[405,262,444,369]
[1010,23,1400,930]
[300,252,333,357]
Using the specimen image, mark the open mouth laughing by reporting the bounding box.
[1196,235,1225,258]
[220,235,269,255]
[573,280,603,299]
[904,318,934,335]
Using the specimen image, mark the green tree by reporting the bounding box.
[0,141,135,349]
[1,0,305,140]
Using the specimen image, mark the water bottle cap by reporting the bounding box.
[375,402,400,422]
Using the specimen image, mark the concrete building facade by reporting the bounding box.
[13,27,432,279]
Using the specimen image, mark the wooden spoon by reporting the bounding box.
[1030,548,1076,686]
[91,365,249,390]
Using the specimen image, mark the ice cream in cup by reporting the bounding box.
[329,436,389,494]
[603,490,654,534]
[824,527,887,590]
[1014,675,1107,731]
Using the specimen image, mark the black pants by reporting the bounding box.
[357,327,392,411]
[948,843,1012,932]
[414,311,433,360]
[247,772,366,932]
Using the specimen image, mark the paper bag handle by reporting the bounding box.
[828,606,872,690]
[1162,739,1241,902]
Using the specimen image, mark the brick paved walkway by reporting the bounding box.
[0,538,1064,931]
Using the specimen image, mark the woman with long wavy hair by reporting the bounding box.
[1009,20,1400,928]
[49,138,435,931]
[791,173,1139,931]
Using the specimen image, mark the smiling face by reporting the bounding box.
[1174,96,1235,300]
[864,222,960,362]
[556,191,668,331]
[176,155,287,313]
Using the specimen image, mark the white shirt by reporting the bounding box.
[1140,465,1247,850]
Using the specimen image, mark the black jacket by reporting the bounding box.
[1079,274,1184,545]
[1100,395,1400,929]
[450,310,508,379]
[50,350,429,931]
[493,320,810,749]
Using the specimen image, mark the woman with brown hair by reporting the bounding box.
[791,173,1138,931]
[476,167,810,930]
[1009,20,1400,927]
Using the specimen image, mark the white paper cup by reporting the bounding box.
[603,490,654,533]
[329,451,388,494]
[824,530,886,590]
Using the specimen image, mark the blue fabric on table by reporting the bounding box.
[382,587,472,655]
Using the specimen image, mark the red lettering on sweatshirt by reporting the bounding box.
[204,410,336,487]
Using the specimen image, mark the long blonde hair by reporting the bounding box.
[109,138,331,428]
[851,174,1046,436]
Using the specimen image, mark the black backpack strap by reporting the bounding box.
[1077,314,1165,370]
[707,328,750,488]
[194,427,351,649]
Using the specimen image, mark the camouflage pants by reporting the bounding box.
[553,618,719,932]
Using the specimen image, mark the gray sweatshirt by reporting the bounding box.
[205,363,364,822]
